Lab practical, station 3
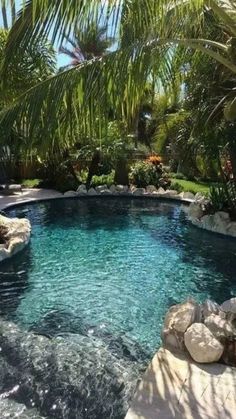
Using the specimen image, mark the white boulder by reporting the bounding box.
[164,300,201,333]
[184,323,224,363]
[162,300,201,351]
[0,215,31,263]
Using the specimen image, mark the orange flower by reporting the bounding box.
[146,155,162,165]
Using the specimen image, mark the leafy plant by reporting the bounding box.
[38,155,78,193]
[91,171,115,188]
[209,182,236,218]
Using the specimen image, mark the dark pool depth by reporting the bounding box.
[0,198,236,418]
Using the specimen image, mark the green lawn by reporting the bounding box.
[170,178,214,195]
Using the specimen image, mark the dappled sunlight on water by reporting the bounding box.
[0,198,236,418]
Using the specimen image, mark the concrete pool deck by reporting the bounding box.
[0,188,63,211]
[125,348,236,419]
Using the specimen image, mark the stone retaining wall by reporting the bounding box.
[64,184,196,202]
[188,200,236,238]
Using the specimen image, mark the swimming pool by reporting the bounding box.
[1,198,236,418]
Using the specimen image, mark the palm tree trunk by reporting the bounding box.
[1,3,8,30]
[11,0,16,24]
[86,149,101,189]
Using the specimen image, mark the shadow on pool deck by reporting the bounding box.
[125,348,236,419]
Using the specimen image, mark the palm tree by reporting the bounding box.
[59,24,115,69]
[1,0,8,29]
[1,0,236,149]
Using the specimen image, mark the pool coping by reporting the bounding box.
[0,188,193,213]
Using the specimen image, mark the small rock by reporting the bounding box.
[184,323,224,363]
[204,314,235,339]
[87,188,97,196]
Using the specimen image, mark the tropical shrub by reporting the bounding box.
[130,160,170,188]
[38,156,78,193]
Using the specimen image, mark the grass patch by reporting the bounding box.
[170,178,214,195]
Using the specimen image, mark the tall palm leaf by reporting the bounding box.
[1,0,236,151]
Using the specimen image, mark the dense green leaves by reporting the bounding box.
[1,0,236,154]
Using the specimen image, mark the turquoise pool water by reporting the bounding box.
[1,198,236,418]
